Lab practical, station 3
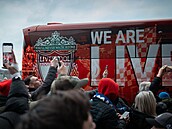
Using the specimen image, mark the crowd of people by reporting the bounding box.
[0,51,172,129]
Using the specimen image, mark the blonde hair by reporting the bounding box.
[135,91,156,116]
[139,81,151,92]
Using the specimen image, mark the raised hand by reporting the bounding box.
[57,61,68,75]
[50,57,59,68]
[157,65,168,77]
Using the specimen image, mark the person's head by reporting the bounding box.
[50,75,88,93]
[156,102,168,115]
[16,90,96,129]
[158,92,170,100]
[146,112,172,129]
[98,78,119,102]
[135,91,157,116]
[51,78,75,93]
[24,75,42,89]
[139,81,151,92]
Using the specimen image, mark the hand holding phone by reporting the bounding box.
[103,65,108,78]
[2,43,13,68]
[166,66,172,72]
[120,111,130,119]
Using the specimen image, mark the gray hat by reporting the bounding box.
[50,75,89,94]
[146,112,172,129]
[68,76,88,89]
[60,76,89,89]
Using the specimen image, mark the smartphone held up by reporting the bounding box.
[2,43,13,68]
[57,56,61,67]
[166,66,172,72]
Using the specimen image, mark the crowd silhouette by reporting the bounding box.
[0,51,172,129]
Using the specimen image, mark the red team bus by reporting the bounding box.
[22,19,172,104]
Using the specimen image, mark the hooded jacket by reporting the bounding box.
[90,78,126,129]
[0,77,29,129]
[98,78,119,102]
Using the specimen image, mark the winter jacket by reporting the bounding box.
[115,97,131,114]
[0,77,29,129]
[149,77,161,94]
[90,94,126,129]
[0,95,7,113]
[149,77,163,102]
[30,66,57,101]
[126,108,154,129]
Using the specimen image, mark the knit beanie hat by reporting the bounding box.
[0,79,12,96]
[139,81,151,92]
[158,92,170,99]
[98,78,119,101]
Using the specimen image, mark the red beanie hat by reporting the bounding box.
[0,79,12,96]
[98,78,119,101]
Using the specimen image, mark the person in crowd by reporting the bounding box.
[139,81,151,92]
[50,61,99,99]
[135,91,157,116]
[154,76,172,114]
[138,66,172,115]
[156,102,168,115]
[159,92,170,100]
[24,57,59,101]
[16,90,96,129]
[90,78,129,129]
[24,75,42,92]
[139,65,171,106]
[30,61,90,109]
[149,65,170,102]
[146,112,172,129]
[50,75,89,93]
[158,91,170,113]
[0,79,12,112]
[4,50,60,102]
[127,91,157,129]
[0,59,29,129]
[138,65,170,103]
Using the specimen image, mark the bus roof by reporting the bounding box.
[23,19,172,34]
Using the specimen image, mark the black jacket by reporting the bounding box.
[90,97,126,129]
[30,66,57,101]
[0,95,7,113]
[0,77,29,129]
[149,77,161,94]
[126,108,154,129]
[149,77,162,102]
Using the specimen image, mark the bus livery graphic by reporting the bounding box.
[34,31,77,80]
[22,20,172,104]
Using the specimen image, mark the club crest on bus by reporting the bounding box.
[34,31,77,80]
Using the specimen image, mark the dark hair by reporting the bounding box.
[16,90,90,129]
[156,102,167,115]
[24,75,33,85]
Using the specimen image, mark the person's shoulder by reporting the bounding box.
[130,108,154,119]
[91,97,112,109]
[162,98,172,103]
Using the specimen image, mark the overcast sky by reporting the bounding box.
[0,0,172,70]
